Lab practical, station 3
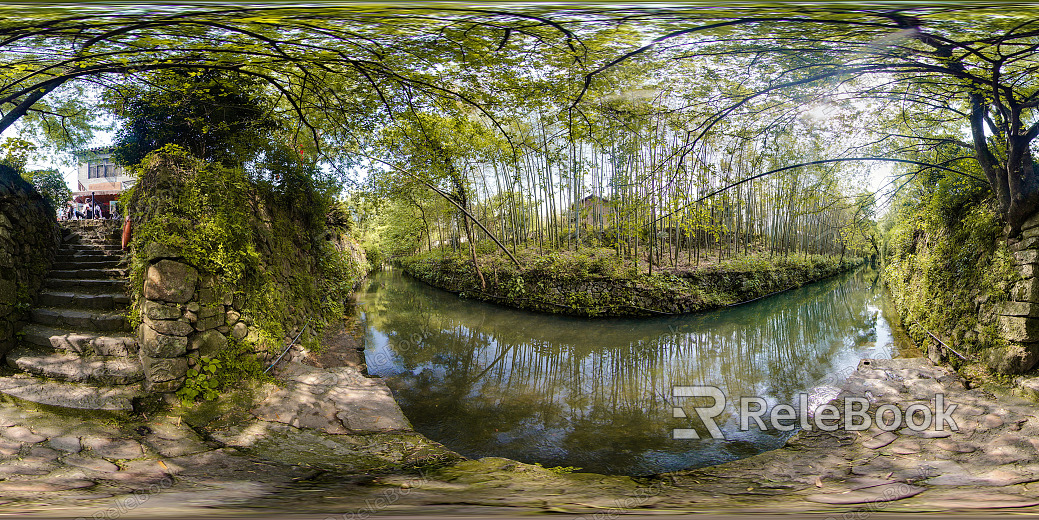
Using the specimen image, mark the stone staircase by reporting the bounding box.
[0,220,143,411]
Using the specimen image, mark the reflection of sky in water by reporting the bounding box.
[359,267,915,476]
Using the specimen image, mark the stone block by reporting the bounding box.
[144,259,198,304]
[1012,279,1039,303]
[1001,301,1039,318]
[142,316,194,337]
[999,315,1039,342]
[185,302,200,313]
[142,299,182,320]
[1015,249,1039,265]
[196,313,224,331]
[140,324,188,358]
[1021,264,1039,279]
[1022,212,1039,232]
[140,242,183,262]
[226,310,241,325]
[140,355,188,384]
[1013,236,1039,251]
[188,329,227,357]
[199,305,221,319]
[988,342,1039,374]
[145,377,184,393]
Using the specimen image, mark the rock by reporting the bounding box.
[862,432,897,449]
[144,260,198,303]
[231,322,248,341]
[82,437,144,459]
[933,439,976,453]
[3,426,45,444]
[805,483,926,504]
[140,324,189,358]
[141,355,188,384]
[142,299,183,320]
[226,310,241,325]
[48,435,81,453]
[189,330,228,357]
[0,479,95,492]
[196,313,225,331]
[64,455,119,473]
[981,413,1005,429]
[999,315,1039,342]
[143,316,194,337]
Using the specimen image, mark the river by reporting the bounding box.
[358,266,917,476]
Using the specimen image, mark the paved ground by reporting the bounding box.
[3,357,1039,518]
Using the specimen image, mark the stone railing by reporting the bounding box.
[0,166,60,357]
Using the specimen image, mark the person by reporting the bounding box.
[93,202,102,219]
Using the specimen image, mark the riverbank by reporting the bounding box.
[7,356,1039,516]
[399,247,865,317]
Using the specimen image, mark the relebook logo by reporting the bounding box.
[671,386,959,440]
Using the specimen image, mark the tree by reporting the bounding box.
[109,69,277,167]
[581,8,1039,233]
[21,169,71,213]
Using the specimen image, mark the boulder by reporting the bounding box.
[140,355,188,384]
[189,330,228,358]
[143,260,198,303]
[140,325,189,358]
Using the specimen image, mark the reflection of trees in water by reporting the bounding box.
[358,268,884,474]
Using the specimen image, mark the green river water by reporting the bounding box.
[358,266,916,476]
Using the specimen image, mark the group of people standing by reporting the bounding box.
[59,193,119,221]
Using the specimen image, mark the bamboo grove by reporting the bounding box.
[363,79,880,272]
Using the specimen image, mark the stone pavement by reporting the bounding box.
[4,357,1039,517]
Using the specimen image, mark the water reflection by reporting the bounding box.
[359,267,915,476]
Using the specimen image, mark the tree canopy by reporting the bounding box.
[3,5,1039,238]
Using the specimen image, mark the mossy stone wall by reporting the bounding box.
[0,165,60,357]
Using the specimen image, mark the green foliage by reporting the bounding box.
[110,69,277,167]
[881,164,1013,364]
[126,146,369,385]
[0,138,34,172]
[177,338,272,405]
[21,169,71,215]
[532,462,581,474]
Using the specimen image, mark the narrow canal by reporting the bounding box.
[358,267,917,476]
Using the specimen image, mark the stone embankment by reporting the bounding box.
[402,252,863,317]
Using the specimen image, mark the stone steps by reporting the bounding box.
[19,324,136,357]
[0,373,141,411]
[48,268,128,280]
[50,258,123,270]
[60,243,122,251]
[5,346,143,385]
[0,222,141,411]
[44,278,126,293]
[30,307,128,332]
[36,290,129,310]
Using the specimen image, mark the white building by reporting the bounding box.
[72,146,135,218]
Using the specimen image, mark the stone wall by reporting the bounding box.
[0,166,60,357]
[995,214,1039,372]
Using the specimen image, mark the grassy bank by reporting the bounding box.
[400,247,864,317]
